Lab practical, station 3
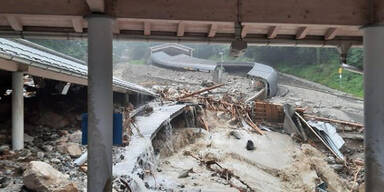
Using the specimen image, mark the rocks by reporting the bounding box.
[50,158,61,164]
[0,177,11,188]
[330,164,344,171]
[178,168,193,178]
[37,152,45,159]
[229,131,241,140]
[201,80,215,87]
[0,145,10,154]
[68,131,82,144]
[24,133,34,143]
[246,140,255,151]
[57,142,82,158]
[23,161,78,192]
[43,145,54,152]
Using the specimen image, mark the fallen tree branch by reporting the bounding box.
[177,83,224,100]
[304,114,363,128]
[244,113,263,135]
[198,116,209,131]
[183,151,254,192]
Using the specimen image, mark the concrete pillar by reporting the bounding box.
[87,14,114,192]
[12,72,24,150]
[363,25,384,191]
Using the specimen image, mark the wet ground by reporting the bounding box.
[113,63,364,192]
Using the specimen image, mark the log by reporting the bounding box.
[303,114,363,128]
[177,83,224,100]
[244,113,263,135]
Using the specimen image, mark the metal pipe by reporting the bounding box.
[87,14,114,192]
[363,25,384,191]
[12,71,24,150]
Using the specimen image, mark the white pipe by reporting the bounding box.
[12,72,24,150]
[74,151,88,166]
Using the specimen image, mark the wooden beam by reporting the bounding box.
[0,0,378,26]
[0,58,19,72]
[325,27,338,40]
[71,17,83,33]
[85,0,104,12]
[241,25,249,38]
[296,26,308,39]
[144,22,151,36]
[208,24,217,38]
[6,15,23,31]
[267,26,278,39]
[177,22,185,37]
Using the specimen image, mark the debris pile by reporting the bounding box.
[111,63,365,191]
[0,62,365,192]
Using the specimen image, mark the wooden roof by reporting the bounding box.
[0,0,383,46]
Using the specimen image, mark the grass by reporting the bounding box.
[276,62,364,98]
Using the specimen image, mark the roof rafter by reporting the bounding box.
[6,15,23,31]
[71,17,83,33]
[296,26,308,39]
[144,22,151,36]
[208,24,218,38]
[267,26,279,39]
[177,22,185,37]
[325,27,338,40]
[241,25,249,38]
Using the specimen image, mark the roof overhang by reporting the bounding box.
[1,0,383,46]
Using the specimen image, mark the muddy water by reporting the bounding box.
[148,113,348,191]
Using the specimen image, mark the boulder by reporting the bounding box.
[246,140,255,151]
[57,142,82,158]
[23,161,78,192]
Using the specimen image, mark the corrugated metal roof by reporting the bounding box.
[0,38,156,96]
